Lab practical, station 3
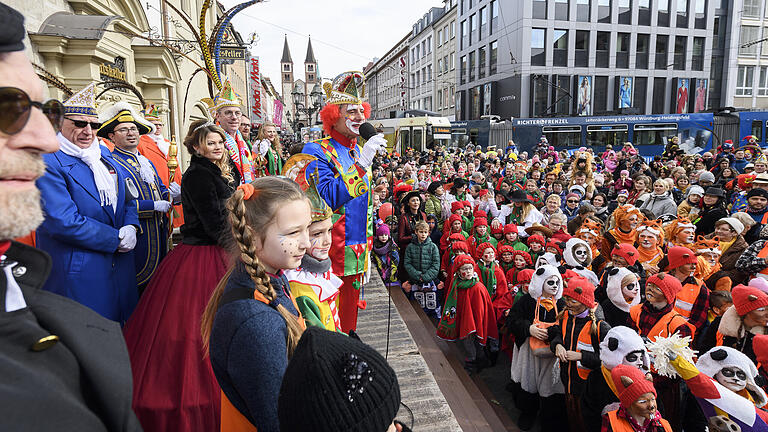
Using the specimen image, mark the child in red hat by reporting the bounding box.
[549,276,610,432]
[527,234,546,263]
[664,246,709,335]
[468,217,497,257]
[507,250,533,290]
[436,254,499,373]
[499,224,529,251]
[602,365,672,432]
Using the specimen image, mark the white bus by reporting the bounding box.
[369,116,452,154]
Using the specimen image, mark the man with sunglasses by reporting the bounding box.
[0,4,141,431]
[36,82,140,324]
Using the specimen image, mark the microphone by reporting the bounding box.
[358,122,378,141]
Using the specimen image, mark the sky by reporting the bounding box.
[221,0,446,92]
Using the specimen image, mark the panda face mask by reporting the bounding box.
[715,367,748,393]
[622,350,647,370]
[621,277,640,302]
[543,276,561,297]
[573,245,590,266]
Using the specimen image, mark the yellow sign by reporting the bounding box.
[100,63,126,80]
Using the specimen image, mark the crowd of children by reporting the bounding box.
[366,139,768,432]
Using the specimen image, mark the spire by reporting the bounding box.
[281,34,292,63]
[305,36,316,63]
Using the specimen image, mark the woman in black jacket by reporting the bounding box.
[123,120,236,431]
[694,187,728,236]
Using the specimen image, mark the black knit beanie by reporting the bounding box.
[278,327,401,432]
[0,4,25,53]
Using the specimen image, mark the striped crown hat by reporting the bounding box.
[201,77,243,116]
[323,71,366,105]
[143,103,162,122]
[63,82,98,116]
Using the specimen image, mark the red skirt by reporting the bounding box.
[123,244,230,432]
[456,281,499,344]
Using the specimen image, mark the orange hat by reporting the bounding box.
[612,365,656,410]
[732,285,768,316]
[562,275,596,308]
[666,246,697,271]
[612,244,639,266]
[647,273,683,304]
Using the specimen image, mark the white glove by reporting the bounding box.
[357,134,386,169]
[168,183,181,199]
[118,226,137,252]
[153,200,172,212]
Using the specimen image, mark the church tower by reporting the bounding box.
[304,36,318,107]
[280,35,294,114]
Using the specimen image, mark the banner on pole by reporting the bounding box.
[273,100,283,128]
[248,56,262,125]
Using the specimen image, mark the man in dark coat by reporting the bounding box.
[0,5,142,430]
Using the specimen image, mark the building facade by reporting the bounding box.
[433,3,458,119]
[456,0,717,120]
[11,0,257,168]
[280,36,321,130]
[731,0,768,110]
[364,33,410,119]
[409,7,442,113]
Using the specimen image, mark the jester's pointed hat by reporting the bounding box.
[143,103,162,122]
[201,77,243,116]
[323,71,366,106]
[756,152,768,166]
[63,83,98,117]
[282,154,332,222]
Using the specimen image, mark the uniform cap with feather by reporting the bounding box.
[97,102,154,138]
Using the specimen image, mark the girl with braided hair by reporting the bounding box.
[202,176,312,432]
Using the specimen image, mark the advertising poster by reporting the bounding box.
[675,78,689,114]
[483,82,493,116]
[694,79,708,113]
[618,76,633,108]
[248,56,262,124]
[576,75,592,116]
[273,100,283,128]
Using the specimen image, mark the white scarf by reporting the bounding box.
[57,133,117,210]
[136,154,158,186]
[150,133,170,157]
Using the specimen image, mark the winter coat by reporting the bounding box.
[704,233,748,287]
[548,313,610,396]
[403,237,440,283]
[694,203,728,236]
[424,193,446,223]
[638,191,677,218]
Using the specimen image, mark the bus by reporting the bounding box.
[449,120,492,150]
[369,116,452,154]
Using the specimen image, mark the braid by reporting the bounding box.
[589,308,599,336]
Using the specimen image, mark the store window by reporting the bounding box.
[594,76,608,112]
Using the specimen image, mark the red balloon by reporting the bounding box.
[379,202,393,220]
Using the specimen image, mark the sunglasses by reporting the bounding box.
[567,199,579,203]
[67,118,103,130]
[0,87,64,135]
[720,368,747,380]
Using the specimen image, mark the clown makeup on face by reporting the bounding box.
[342,104,365,136]
[627,214,640,230]
[638,231,658,249]
[451,220,463,232]
[629,393,658,424]
[307,218,333,261]
[475,225,488,236]
[514,255,527,269]
[459,263,475,280]
[542,276,561,297]
[501,251,514,264]
[644,283,667,306]
[621,274,640,302]
[677,228,696,246]
[701,251,719,267]
[564,296,587,315]
[530,241,543,252]
[257,199,312,273]
[505,231,518,243]
[622,350,647,370]
[481,248,496,264]
[714,367,748,393]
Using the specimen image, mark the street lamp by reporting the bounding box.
[287,82,325,142]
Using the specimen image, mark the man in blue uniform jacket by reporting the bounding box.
[0,5,142,430]
[36,82,140,324]
[99,102,171,294]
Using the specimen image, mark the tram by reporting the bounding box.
[370,116,452,154]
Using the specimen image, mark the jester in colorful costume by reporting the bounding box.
[302,71,385,332]
[202,77,255,185]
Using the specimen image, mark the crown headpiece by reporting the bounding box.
[323,71,366,106]
[201,77,243,116]
[281,154,333,222]
[63,82,98,117]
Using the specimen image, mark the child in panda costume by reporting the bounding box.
[601,267,641,327]
[507,263,566,431]
[581,326,652,432]
[562,237,600,287]
[667,346,768,432]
